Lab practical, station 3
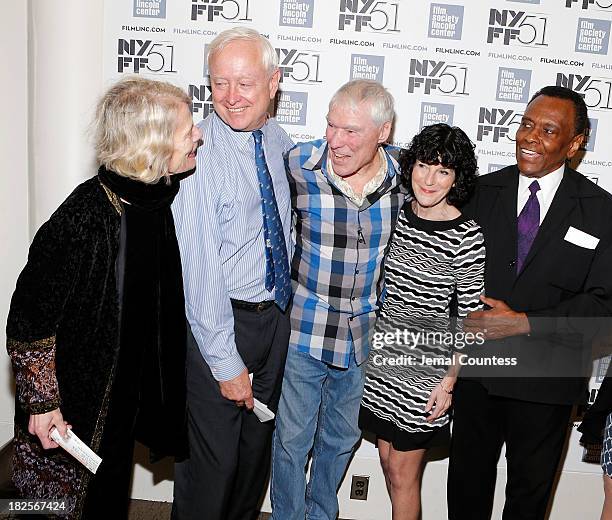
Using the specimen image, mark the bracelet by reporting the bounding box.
[439,384,453,394]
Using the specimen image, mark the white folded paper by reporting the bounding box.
[50,427,102,474]
[249,373,276,422]
[253,399,276,422]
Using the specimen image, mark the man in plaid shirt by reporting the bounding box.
[270,80,407,520]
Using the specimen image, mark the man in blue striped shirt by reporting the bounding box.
[271,80,408,520]
[171,28,293,520]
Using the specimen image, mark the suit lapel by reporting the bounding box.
[483,166,519,246]
[498,169,519,242]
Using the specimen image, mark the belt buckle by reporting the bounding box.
[256,301,268,312]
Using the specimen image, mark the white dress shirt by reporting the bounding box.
[517,164,565,223]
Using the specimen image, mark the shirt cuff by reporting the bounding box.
[206,352,247,382]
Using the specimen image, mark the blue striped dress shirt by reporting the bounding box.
[172,113,294,381]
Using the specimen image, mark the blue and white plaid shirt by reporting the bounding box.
[286,139,408,368]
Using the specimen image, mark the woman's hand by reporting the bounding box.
[424,378,455,423]
[28,408,70,449]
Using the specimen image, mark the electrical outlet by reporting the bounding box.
[349,475,369,500]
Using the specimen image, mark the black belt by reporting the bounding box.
[230,299,275,312]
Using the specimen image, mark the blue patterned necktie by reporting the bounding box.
[516,180,540,273]
[252,130,291,310]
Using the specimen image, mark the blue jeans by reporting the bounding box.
[270,347,366,520]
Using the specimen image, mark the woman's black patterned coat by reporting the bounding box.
[6,177,186,517]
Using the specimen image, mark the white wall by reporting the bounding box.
[29,0,104,229]
[0,0,30,447]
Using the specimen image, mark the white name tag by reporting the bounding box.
[564,226,599,250]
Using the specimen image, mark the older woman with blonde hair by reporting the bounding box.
[6,76,202,518]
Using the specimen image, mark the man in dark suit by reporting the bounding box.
[448,86,612,520]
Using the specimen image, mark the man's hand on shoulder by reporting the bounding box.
[463,295,530,340]
[219,368,254,410]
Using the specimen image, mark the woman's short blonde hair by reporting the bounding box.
[94,77,191,184]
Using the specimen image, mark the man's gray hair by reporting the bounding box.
[328,80,395,127]
[207,27,278,75]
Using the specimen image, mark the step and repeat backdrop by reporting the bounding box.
[103,0,612,473]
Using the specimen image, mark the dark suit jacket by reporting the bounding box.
[462,164,612,405]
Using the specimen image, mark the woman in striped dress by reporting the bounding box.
[359,123,485,520]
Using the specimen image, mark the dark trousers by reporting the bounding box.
[172,304,290,520]
[448,379,572,520]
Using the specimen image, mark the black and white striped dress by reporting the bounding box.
[360,203,485,449]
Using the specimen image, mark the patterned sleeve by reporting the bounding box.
[6,211,80,415]
[453,223,486,321]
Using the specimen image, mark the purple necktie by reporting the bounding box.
[517,180,540,273]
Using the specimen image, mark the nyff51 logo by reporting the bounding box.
[487,9,548,46]
[188,84,215,120]
[191,0,252,22]
[477,107,522,143]
[338,0,400,33]
[275,48,322,84]
[407,59,469,96]
[566,0,612,10]
[556,73,612,110]
[117,39,177,74]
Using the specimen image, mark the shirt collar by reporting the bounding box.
[518,163,564,196]
[211,112,270,152]
[325,147,389,205]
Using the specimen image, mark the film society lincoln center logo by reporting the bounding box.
[496,67,531,103]
[350,54,384,82]
[133,0,166,18]
[584,117,599,152]
[575,18,611,54]
[279,0,314,28]
[277,91,308,126]
[428,4,464,40]
[420,102,454,130]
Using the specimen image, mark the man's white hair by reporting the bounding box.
[207,27,278,75]
[328,79,395,127]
